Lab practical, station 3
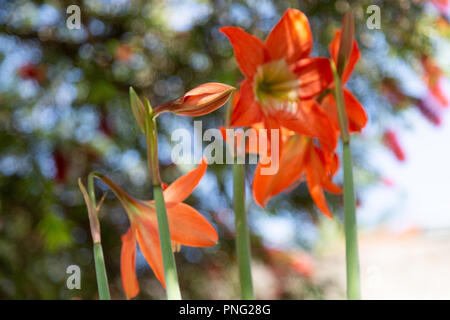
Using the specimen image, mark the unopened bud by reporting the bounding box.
[153,82,234,117]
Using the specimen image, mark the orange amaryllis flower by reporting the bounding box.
[320,30,368,134]
[153,83,234,117]
[220,9,336,149]
[252,130,341,217]
[94,158,218,299]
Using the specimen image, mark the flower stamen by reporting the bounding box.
[253,59,300,116]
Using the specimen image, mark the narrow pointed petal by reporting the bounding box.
[230,80,263,127]
[321,151,342,194]
[135,219,165,288]
[253,135,308,207]
[305,146,335,217]
[163,158,207,203]
[220,26,268,78]
[281,100,337,150]
[265,9,313,63]
[121,227,139,299]
[322,179,343,194]
[321,89,367,134]
[252,163,274,208]
[343,88,368,132]
[329,30,360,84]
[291,57,333,99]
[306,180,333,218]
[305,161,333,218]
[166,202,218,246]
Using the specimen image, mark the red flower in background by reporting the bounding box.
[381,177,395,187]
[265,248,315,279]
[380,78,409,108]
[420,54,449,108]
[417,97,442,126]
[99,109,113,137]
[383,130,406,162]
[52,149,69,183]
[289,252,315,278]
[220,9,336,150]
[431,0,450,15]
[18,63,46,84]
[116,44,134,62]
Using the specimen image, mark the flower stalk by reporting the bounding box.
[331,59,361,300]
[143,99,181,300]
[153,184,181,300]
[233,161,254,299]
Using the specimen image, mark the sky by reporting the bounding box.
[359,102,450,231]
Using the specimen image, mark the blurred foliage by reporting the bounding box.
[0,0,448,299]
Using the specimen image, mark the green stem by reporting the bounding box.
[153,185,182,300]
[342,142,360,300]
[145,114,181,300]
[93,243,111,300]
[331,60,361,300]
[87,174,111,300]
[233,163,254,300]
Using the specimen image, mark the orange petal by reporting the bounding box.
[220,26,268,78]
[253,135,308,207]
[329,30,360,84]
[322,179,342,194]
[265,9,313,63]
[320,93,339,132]
[306,182,333,218]
[281,100,337,150]
[321,89,367,134]
[252,163,274,208]
[163,158,207,203]
[305,147,333,218]
[120,227,140,299]
[166,202,218,246]
[247,123,267,155]
[343,88,368,133]
[292,57,333,99]
[135,219,165,288]
[230,80,263,127]
[321,149,342,194]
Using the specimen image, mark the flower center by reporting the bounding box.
[253,59,300,115]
